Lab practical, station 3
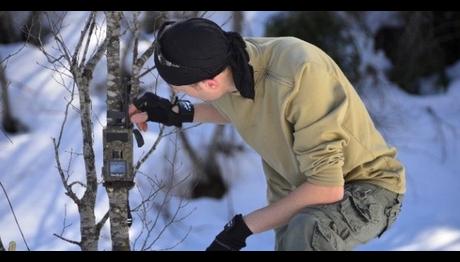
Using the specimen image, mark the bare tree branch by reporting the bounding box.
[131,11,141,65]
[56,82,76,148]
[131,176,166,212]
[144,198,188,250]
[53,204,78,249]
[83,38,108,75]
[68,181,87,189]
[157,226,192,251]
[0,130,13,144]
[133,11,167,71]
[64,149,77,180]
[54,33,73,66]
[58,204,73,236]
[138,65,156,79]
[139,172,176,250]
[35,61,73,79]
[134,42,155,69]
[73,12,96,67]
[53,138,81,205]
[95,211,110,235]
[134,125,165,173]
[36,14,71,70]
[52,233,81,247]
[199,11,209,18]
[79,12,97,68]
[131,134,193,250]
[129,11,141,98]
[0,43,27,65]
[426,106,458,162]
[49,81,81,206]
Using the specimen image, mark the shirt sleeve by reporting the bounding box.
[285,63,350,187]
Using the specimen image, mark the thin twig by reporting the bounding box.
[35,60,72,78]
[64,148,76,180]
[59,204,73,236]
[0,43,27,65]
[52,138,81,205]
[52,233,81,246]
[144,192,184,250]
[133,11,167,72]
[139,136,192,250]
[221,15,233,28]
[0,130,13,144]
[160,123,202,138]
[199,11,209,18]
[68,181,87,189]
[56,82,76,148]
[131,182,165,212]
[140,181,172,250]
[0,181,31,251]
[131,11,141,66]
[157,221,192,251]
[134,125,166,173]
[138,139,179,250]
[133,123,202,174]
[138,65,157,79]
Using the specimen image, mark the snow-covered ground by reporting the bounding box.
[1,11,459,251]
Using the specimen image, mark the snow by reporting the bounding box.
[1,11,460,251]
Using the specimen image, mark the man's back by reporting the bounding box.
[212,37,405,203]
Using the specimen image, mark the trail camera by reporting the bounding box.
[103,127,134,183]
[103,78,143,184]
[102,91,135,184]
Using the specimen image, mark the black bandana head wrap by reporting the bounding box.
[154,18,255,99]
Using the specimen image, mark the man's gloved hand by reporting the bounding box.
[132,92,194,128]
[206,214,253,251]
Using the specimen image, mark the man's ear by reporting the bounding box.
[202,78,218,90]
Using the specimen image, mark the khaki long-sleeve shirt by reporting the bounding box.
[211,37,405,203]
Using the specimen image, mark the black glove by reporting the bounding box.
[206,214,253,251]
[133,92,194,127]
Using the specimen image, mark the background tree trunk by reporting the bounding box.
[0,62,18,133]
[0,11,19,44]
[0,236,5,251]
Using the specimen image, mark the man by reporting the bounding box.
[129,17,405,251]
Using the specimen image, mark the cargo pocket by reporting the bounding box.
[339,191,378,233]
[311,222,339,251]
[378,195,403,237]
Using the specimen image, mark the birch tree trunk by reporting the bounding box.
[73,47,99,252]
[65,12,105,251]
[104,11,131,251]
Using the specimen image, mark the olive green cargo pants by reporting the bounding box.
[275,182,404,251]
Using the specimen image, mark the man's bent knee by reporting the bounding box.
[282,212,342,251]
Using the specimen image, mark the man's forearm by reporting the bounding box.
[243,182,344,234]
[192,103,230,124]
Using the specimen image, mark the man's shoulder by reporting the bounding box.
[245,37,326,80]
[243,36,304,44]
[244,36,309,54]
